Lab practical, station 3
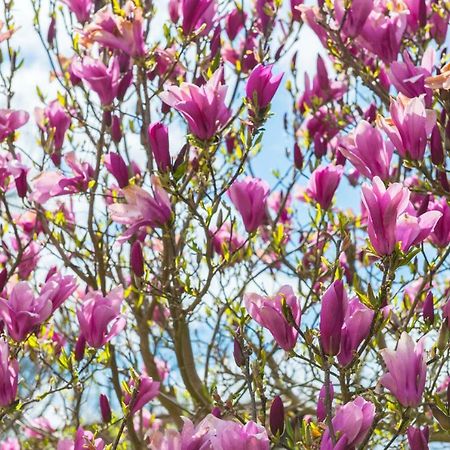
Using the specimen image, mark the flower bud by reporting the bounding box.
[111,115,122,144]
[319,280,347,355]
[422,292,434,324]
[130,241,144,277]
[0,268,7,292]
[317,383,334,422]
[269,395,285,436]
[47,16,56,47]
[148,122,171,172]
[99,394,112,423]
[211,406,222,418]
[15,169,27,198]
[75,335,86,361]
[294,142,303,170]
[104,152,129,188]
[117,70,133,101]
[407,426,429,450]
[431,125,444,166]
[233,336,245,367]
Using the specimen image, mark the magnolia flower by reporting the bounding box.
[35,100,71,151]
[0,282,54,342]
[380,332,426,407]
[124,374,160,414]
[320,397,375,449]
[0,109,29,142]
[378,95,436,161]
[71,56,120,106]
[246,64,283,110]
[245,285,301,351]
[361,176,410,255]
[306,164,343,210]
[0,339,18,407]
[76,286,126,348]
[338,121,393,180]
[61,0,92,23]
[82,2,146,57]
[160,68,231,141]
[108,177,172,241]
[395,211,442,252]
[228,177,269,233]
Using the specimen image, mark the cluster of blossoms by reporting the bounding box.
[0,0,450,449]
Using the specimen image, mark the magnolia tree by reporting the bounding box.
[1,0,450,448]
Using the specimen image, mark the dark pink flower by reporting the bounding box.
[0,338,18,407]
[0,281,53,342]
[306,164,343,210]
[71,56,120,106]
[76,286,126,348]
[228,177,269,233]
[82,2,146,57]
[246,64,283,110]
[108,177,172,241]
[160,68,231,141]
[0,109,29,142]
[245,285,301,351]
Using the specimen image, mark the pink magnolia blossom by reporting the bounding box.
[395,210,442,252]
[317,383,334,422]
[0,281,54,342]
[244,285,301,351]
[0,109,29,142]
[319,280,348,356]
[40,272,77,312]
[407,425,429,450]
[31,152,94,204]
[338,121,393,180]
[210,222,245,257]
[429,197,450,247]
[160,68,231,141]
[228,177,269,233]
[361,176,410,255]
[104,152,129,189]
[360,9,407,63]
[333,0,373,37]
[380,332,426,407]
[148,122,171,172]
[378,95,436,161]
[0,439,19,450]
[0,338,18,407]
[246,64,283,110]
[108,177,172,241]
[61,0,92,23]
[150,414,269,450]
[24,417,54,439]
[76,286,126,348]
[0,20,14,43]
[35,100,71,152]
[298,55,347,113]
[181,0,216,35]
[337,297,374,366]
[124,374,160,414]
[390,50,434,104]
[306,164,343,210]
[57,427,105,450]
[71,56,120,106]
[82,2,146,57]
[320,397,375,449]
[226,8,246,40]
